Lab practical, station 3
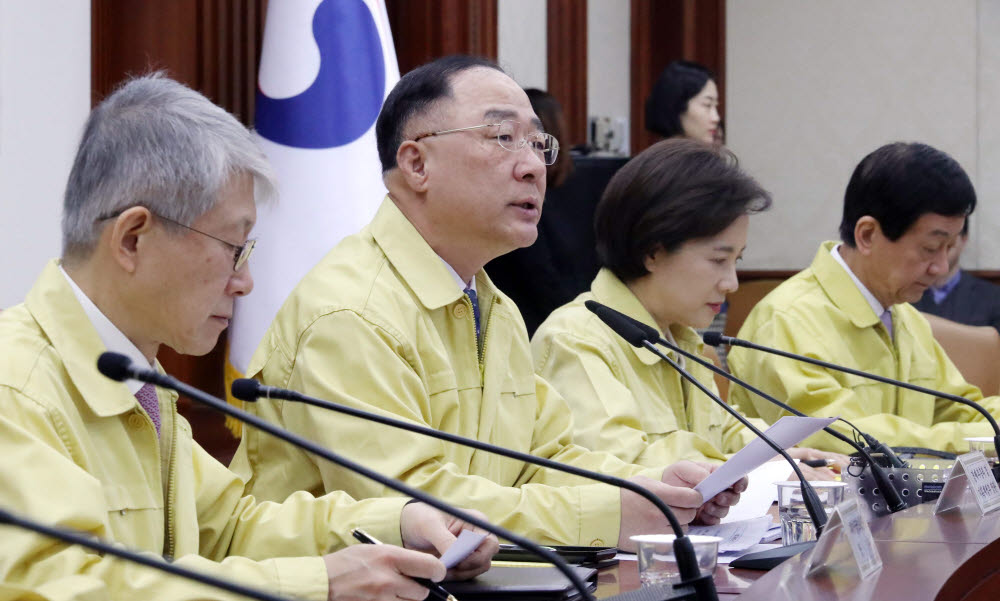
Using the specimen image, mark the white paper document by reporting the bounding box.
[688,516,773,553]
[721,460,793,523]
[694,415,837,501]
[438,529,487,568]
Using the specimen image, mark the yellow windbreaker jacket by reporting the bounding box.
[0,261,408,600]
[231,198,659,548]
[532,269,755,467]
[728,242,1000,453]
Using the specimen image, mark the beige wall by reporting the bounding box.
[0,1,90,308]
[727,0,995,269]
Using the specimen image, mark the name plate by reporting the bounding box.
[934,451,1000,515]
[806,497,882,580]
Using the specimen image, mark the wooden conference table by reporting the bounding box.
[595,499,1000,600]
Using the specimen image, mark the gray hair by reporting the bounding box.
[61,73,277,259]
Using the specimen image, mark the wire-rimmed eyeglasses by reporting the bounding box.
[413,120,559,165]
[97,208,255,271]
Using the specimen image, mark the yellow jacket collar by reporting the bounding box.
[25,260,160,417]
[590,268,701,366]
[372,197,469,310]
[811,241,882,329]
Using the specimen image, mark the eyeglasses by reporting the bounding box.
[413,120,560,165]
[97,209,256,271]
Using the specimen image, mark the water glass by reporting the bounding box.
[965,437,998,466]
[776,481,847,545]
[630,534,720,586]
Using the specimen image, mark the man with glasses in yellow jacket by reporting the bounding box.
[0,74,496,601]
[232,56,745,552]
[729,142,1000,454]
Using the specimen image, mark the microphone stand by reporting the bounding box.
[585,301,830,568]
[99,353,714,601]
[708,332,1000,480]
[231,379,718,600]
[636,328,906,514]
[0,507,295,601]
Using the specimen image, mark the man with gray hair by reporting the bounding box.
[0,74,494,601]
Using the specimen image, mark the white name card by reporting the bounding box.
[934,451,1000,515]
[806,497,882,580]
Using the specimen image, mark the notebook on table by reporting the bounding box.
[442,565,598,600]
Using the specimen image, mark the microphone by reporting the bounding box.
[705,332,1000,470]
[99,353,691,601]
[584,300,830,566]
[580,302,906,513]
[0,507,292,601]
[229,380,719,600]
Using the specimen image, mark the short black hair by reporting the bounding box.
[839,142,976,247]
[375,55,503,173]
[645,61,715,139]
[595,139,771,282]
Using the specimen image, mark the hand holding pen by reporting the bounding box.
[353,528,458,601]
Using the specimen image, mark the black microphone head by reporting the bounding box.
[97,352,134,382]
[702,331,724,347]
[231,378,263,402]
[585,300,655,348]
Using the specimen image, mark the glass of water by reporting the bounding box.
[776,481,848,545]
[630,534,721,586]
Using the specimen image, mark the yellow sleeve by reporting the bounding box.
[191,436,410,559]
[0,389,329,601]
[259,309,648,547]
[532,329,728,466]
[730,310,995,454]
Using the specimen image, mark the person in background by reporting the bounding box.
[0,73,495,601]
[913,219,1000,334]
[645,60,721,145]
[645,60,730,351]
[730,142,1000,454]
[532,139,844,476]
[233,56,745,552]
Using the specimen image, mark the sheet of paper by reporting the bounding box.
[720,460,793,523]
[688,516,772,553]
[438,529,487,568]
[694,415,837,501]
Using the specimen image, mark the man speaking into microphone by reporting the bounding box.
[233,55,744,550]
[0,74,496,600]
[729,142,1000,454]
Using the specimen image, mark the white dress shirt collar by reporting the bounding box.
[830,244,892,334]
[60,266,152,394]
[438,257,477,294]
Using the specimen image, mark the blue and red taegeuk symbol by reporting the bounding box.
[255,0,386,149]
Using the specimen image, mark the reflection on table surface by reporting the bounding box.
[595,559,765,599]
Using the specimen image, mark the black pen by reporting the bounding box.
[802,458,836,468]
[351,528,457,601]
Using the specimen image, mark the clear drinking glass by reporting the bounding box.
[965,437,998,466]
[630,534,721,586]
[776,481,848,545]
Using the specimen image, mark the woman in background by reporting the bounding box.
[532,139,844,474]
[646,60,721,145]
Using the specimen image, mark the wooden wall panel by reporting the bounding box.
[386,0,498,76]
[91,0,265,124]
[630,0,726,154]
[547,0,588,147]
[91,0,266,462]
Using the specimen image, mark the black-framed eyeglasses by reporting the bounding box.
[97,208,256,271]
[413,120,560,165]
